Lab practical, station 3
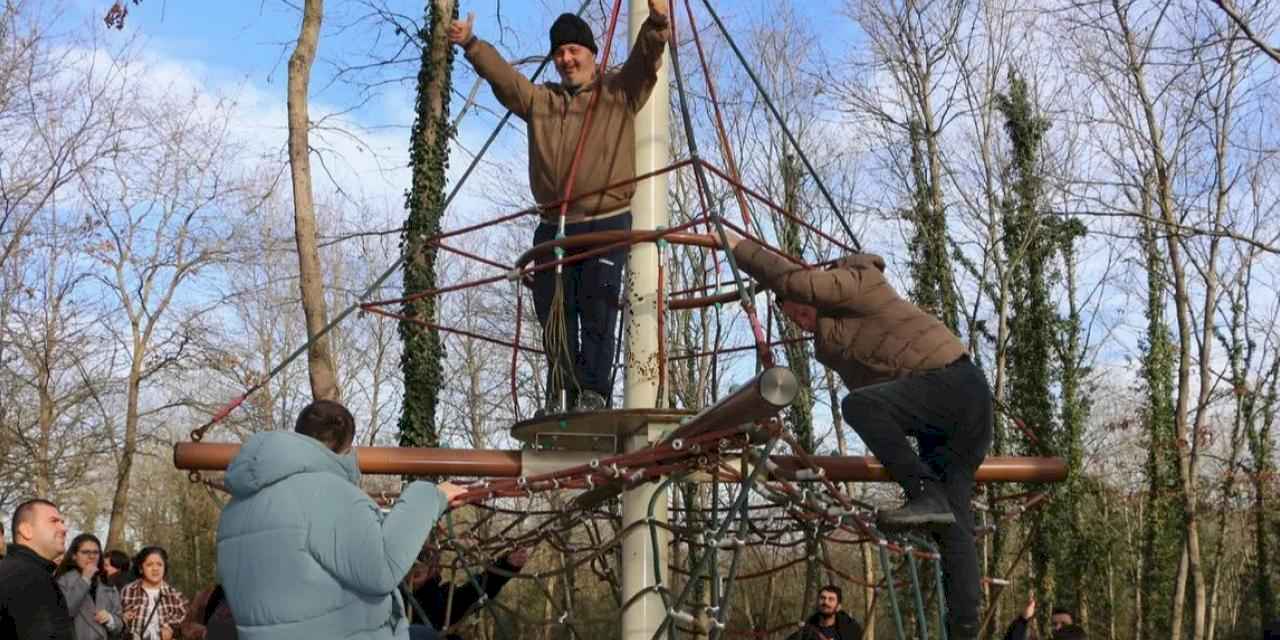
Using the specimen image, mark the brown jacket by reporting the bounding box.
[733,239,966,390]
[464,15,670,223]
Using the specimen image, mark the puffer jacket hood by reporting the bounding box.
[224,431,359,497]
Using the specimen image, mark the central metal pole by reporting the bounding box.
[622,0,671,637]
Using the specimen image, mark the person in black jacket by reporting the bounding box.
[406,546,529,638]
[1003,597,1036,640]
[0,498,75,640]
[1004,597,1085,640]
[788,585,864,640]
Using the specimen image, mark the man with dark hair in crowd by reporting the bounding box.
[0,498,75,639]
[448,1,670,415]
[1050,607,1074,631]
[217,399,467,639]
[104,549,132,589]
[787,585,863,640]
[1005,598,1085,640]
[406,545,529,639]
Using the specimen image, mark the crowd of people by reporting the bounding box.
[0,399,528,640]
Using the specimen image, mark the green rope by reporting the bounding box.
[906,547,930,640]
[878,542,908,640]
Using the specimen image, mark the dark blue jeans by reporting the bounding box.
[409,624,441,640]
[531,212,630,403]
[841,356,994,629]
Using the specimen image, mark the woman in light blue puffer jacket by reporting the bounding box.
[216,401,465,640]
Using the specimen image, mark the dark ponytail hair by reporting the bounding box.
[106,549,131,589]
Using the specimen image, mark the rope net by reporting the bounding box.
[182,0,1058,638]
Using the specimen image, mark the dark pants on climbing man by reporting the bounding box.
[531,212,630,409]
[840,355,994,637]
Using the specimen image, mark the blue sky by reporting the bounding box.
[57,1,861,219]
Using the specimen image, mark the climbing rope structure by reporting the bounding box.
[173,0,1067,638]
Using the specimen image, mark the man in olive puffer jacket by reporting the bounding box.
[724,231,993,640]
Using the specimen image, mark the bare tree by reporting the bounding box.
[0,210,112,501]
[81,87,244,548]
[287,0,342,402]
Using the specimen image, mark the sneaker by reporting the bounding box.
[877,483,956,531]
[573,390,607,412]
[533,394,567,419]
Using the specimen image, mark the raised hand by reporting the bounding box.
[160,624,175,640]
[448,12,475,46]
[438,481,469,507]
[717,228,742,251]
[649,0,669,21]
[1023,596,1036,621]
[94,610,112,625]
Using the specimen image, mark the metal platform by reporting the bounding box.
[510,408,696,453]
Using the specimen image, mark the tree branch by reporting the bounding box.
[1211,0,1280,65]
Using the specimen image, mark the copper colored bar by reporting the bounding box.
[173,443,1066,483]
[770,455,1068,484]
[173,442,523,477]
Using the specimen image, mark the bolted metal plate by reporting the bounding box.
[512,408,695,453]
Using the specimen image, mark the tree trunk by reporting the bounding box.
[1173,543,1189,639]
[287,0,340,402]
[1113,2,1206,635]
[106,349,144,549]
[36,367,53,497]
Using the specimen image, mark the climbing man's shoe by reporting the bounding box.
[877,484,955,531]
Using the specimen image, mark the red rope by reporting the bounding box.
[367,220,712,309]
[680,0,760,237]
[700,161,857,255]
[431,240,511,271]
[362,306,542,354]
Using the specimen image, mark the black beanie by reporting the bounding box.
[549,13,598,56]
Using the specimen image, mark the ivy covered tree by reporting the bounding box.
[904,119,960,333]
[777,152,815,452]
[994,68,1059,602]
[1137,206,1183,640]
[399,0,457,449]
[1051,213,1091,614]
